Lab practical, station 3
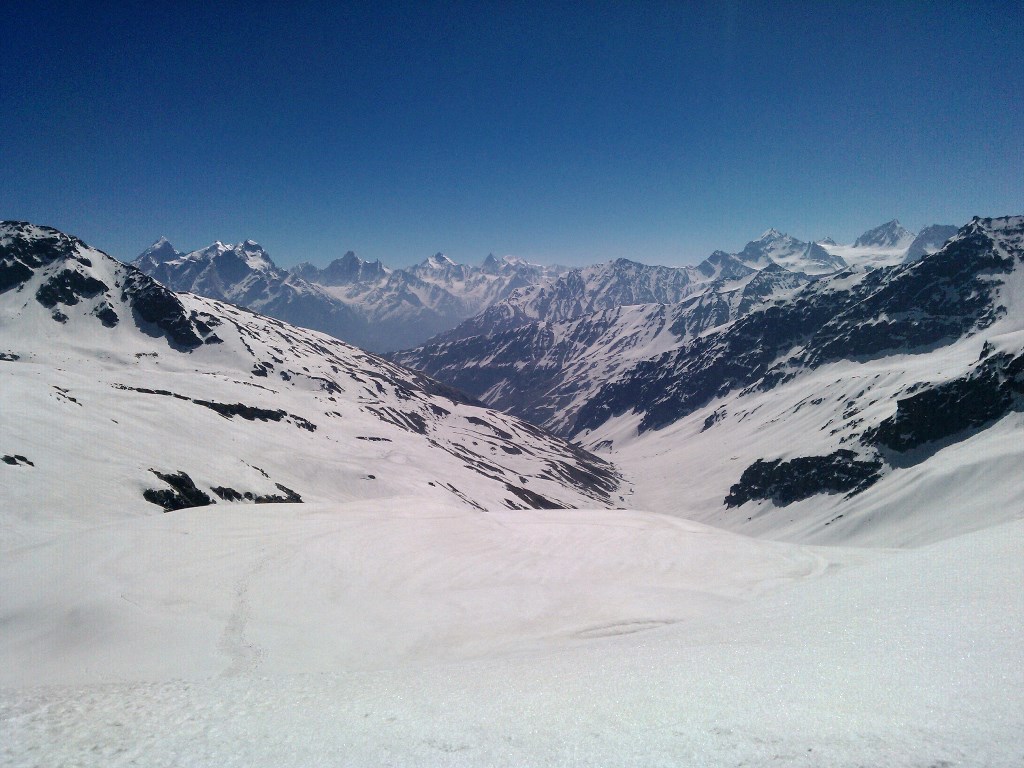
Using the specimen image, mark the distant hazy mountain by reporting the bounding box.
[820,219,958,269]
[133,241,558,352]
[903,224,960,262]
[393,263,808,435]
[418,229,845,349]
[132,221,945,355]
[735,229,847,274]
[853,219,915,249]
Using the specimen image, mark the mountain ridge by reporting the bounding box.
[1,221,623,531]
[131,220,931,353]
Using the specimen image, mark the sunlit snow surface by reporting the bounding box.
[2,222,1022,766]
[2,503,1021,766]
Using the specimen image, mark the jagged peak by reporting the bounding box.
[854,219,915,248]
[137,236,181,264]
[425,252,457,267]
[705,249,735,263]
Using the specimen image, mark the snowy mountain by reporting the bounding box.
[818,220,961,269]
[853,219,915,249]
[903,223,960,262]
[4,220,1022,767]
[421,232,848,350]
[291,249,389,284]
[734,228,847,274]
[132,241,557,352]
[393,263,808,435]
[1,221,622,537]
[397,216,1023,544]
[573,215,1024,545]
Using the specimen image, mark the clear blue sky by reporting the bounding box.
[4,1,1022,267]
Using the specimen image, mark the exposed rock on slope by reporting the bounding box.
[577,216,1024,544]
[576,217,1020,436]
[1,221,622,530]
[393,262,808,435]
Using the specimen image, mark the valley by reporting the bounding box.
[2,218,1022,767]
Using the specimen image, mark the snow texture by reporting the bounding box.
[2,220,1022,766]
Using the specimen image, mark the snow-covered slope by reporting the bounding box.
[133,241,557,352]
[735,228,847,274]
[903,223,960,262]
[394,263,808,434]
[0,221,622,545]
[3,221,1021,766]
[577,216,1024,545]
[820,219,959,269]
[853,219,915,249]
[3,497,1021,766]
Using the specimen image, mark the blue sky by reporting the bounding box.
[4,1,1022,267]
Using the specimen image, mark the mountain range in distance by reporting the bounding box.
[77,212,1024,546]
[132,220,957,353]
[396,215,1024,545]
[4,215,1022,766]
[0,220,621,536]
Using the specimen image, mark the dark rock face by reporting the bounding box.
[92,302,119,327]
[146,471,303,509]
[0,259,33,293]
[143,470,215,511]
[1,221,218,348]
[35,269,108,308]
[504,483,564,510]
[725,450,884,507]
[574,291,842,434]
[254,483,303,503]
[113,385,317,432]
[866,350,1023,452]
[1,222,91,293]
[211,483,303,504]
[120,267,205,350]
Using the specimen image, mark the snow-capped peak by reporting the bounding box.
[853,219,915,249]
[136,236,182,266]
[425,252,457,268]
[736,229,844,275]
[236,240,275,271]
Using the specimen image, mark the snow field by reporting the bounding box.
[2,505,1021,766]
